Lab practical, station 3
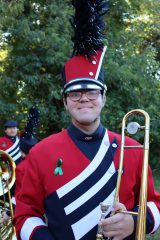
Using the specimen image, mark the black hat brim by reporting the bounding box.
[63,78,107,94]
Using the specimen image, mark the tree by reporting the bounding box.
[0,0,160,167]
[101,0,160,167]
[0,0,73,136]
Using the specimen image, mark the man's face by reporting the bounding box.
[5,127,18,137]
[64,89,106,129]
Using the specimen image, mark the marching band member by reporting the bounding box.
[0,107,39,224]
[0,120,22,224]
[13,1,160,240]
[0,120,22,164]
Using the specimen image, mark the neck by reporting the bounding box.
[6,135,16,138]
[72,118,100,134]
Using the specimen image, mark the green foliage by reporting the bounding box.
[0,0,160,168]
[101,0,160,168]
[0,0,73,136]
[147,228,160,239]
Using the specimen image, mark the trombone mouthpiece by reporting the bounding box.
[100,203,110,213]
[96,203,111,240]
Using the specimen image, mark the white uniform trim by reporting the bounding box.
[5,136,22,162]
[20,217,47,240]
[71,190,114,240]
[12,196,16,205]
[58,129,116,239]
[95,46,107,80]
[65,161,115,215]
[8,146,19,157]
[147,201,160,233]
[5,137,19,153]
[12,151,22,161]
[57,129,110,198]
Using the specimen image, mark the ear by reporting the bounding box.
[63,98,68,111]
[102,95,106,107]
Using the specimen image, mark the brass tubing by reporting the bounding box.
[97,109,150,240]
[0,149,16,239]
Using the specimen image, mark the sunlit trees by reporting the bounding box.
[0,0,159,166]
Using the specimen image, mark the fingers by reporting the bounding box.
[99,204,134,240]
[113,202,127,212]
[103,228,121,237]
[101,211,124,226]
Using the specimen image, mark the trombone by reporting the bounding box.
[96,109,150,240]
[0,150,16,239]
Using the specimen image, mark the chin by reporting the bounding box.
[77,118,97,125]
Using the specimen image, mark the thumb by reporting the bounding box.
[113,202,127,212]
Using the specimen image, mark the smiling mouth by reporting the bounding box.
[78,108,92,111]
[78,106,92,109]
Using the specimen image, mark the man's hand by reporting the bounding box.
[99,202,134,240]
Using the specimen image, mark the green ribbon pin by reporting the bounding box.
[54,158,63,175]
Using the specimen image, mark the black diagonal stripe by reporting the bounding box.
[45,192,75,239]
[7,141,19,155]
[66,171,118,224]
[60,138,118,207]
[80,225,97,240]
[11,148,21,158]
[14,157,22,165]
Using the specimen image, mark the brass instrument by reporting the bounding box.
[96,203,110,240]
[97,109,150,240]
[0,150,16,240]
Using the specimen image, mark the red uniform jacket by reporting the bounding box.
[14,129,160,240]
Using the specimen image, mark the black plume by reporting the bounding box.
[70,0,109,60]
[23,106,40,139]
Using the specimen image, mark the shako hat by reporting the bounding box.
[62,0,109,94]
[4,120,18,128]
[20,106,40,154]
